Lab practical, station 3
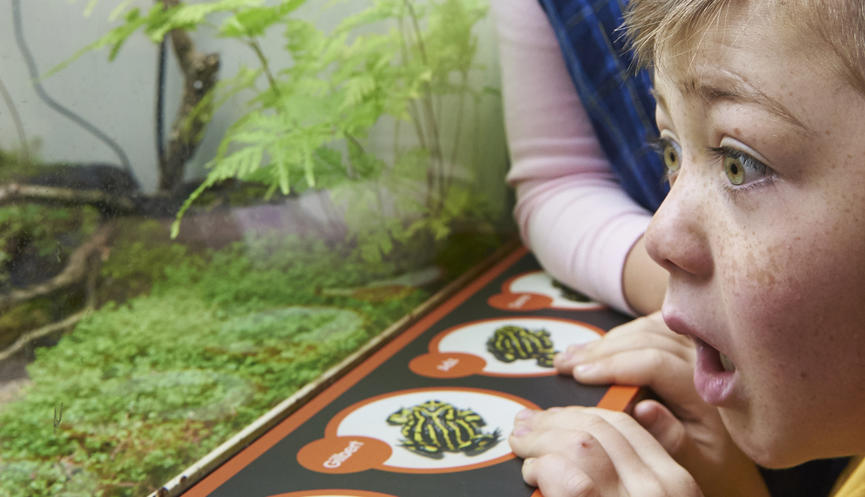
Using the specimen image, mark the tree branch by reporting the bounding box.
[0,223,113,311]
[0,307,90,362]
[0,183,137,213]
[158,0,220,193]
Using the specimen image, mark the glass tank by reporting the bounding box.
[0,0,513,495]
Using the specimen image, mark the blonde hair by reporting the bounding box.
[623,0,865,94]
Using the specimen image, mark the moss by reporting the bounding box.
[0,226,481,497]
[98,219,204,304]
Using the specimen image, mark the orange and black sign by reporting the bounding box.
[179,246,638,497]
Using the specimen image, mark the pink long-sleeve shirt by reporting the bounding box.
[491,0,653,315]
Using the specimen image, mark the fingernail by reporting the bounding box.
[556,344,586,364]
[568,343,586,353]
[512,425,531,437]
[569,343,589,358]
[515,408,536,421]
[574,363,596,375]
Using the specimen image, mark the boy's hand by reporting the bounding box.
[510,406,703,497]
[552,312,768,497]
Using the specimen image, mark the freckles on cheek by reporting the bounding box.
[725,243,803,334]
[732,239,841,363]
[722,236,786,302]
[744,250,780,289]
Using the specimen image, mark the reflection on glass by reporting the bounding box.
[0,1,510,495]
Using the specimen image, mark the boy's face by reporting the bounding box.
[645,2,865,468]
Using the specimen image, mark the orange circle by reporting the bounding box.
[324,387,540,474]
[487,292,554,311]
[427,317,605,378]
[408,352,486,378]
[297,436,392,474]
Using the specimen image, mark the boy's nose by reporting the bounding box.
[644,175,713,279]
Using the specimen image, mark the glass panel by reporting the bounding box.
[0,1,512,495]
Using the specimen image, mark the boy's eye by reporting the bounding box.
[663,141,681,172]
[714,147,768,187]
[724,156,746,185]
[651,136,682,183]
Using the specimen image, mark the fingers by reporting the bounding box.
[555,313,692,377]
[632,401,771,497]
[523,310,765,497]
[523,455,601,497]
[511,407,702,497]
[561,408,691,492]
[513,411,619,493]
[633,399,689,456]
[565,346,693,390]
[553,312,702,419]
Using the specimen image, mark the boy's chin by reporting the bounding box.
[736,442,802,470]
[721,412,807,470]
[750,454,804,471]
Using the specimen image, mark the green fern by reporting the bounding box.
[61,0,495,261]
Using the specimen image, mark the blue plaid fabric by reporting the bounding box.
[538,0,666,211]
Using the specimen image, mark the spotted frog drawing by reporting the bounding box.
[386,400,500,459]
[487,324,557,367]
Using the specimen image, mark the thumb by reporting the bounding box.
[633,399,688,457]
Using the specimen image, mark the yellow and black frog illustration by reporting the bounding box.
[386,400,500,459]
[486,324,557,367]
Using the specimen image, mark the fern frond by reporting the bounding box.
[45,7,150,77]
[335,0,402,34]
[181,67,263,140]
[219,0,307,38]
[108,0,138,21]
[341,75,377,110]
[146,0,263,41]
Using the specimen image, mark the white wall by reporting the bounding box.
[0,0,507,196]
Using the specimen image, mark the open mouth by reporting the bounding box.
[695,337,736,373]
[692,337,738,404]
[664,309,739,404]
[720,351,736,373]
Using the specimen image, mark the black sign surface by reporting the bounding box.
[181,247,637,497]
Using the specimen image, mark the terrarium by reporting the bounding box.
[0,1,512,495]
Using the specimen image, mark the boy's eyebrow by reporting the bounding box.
[653,75,814,136]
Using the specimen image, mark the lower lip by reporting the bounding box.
[693,338,737,405]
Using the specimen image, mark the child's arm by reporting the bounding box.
[545,312,769,497]
[491,0,654,316]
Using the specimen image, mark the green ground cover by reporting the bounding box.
[0,220,505,496]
